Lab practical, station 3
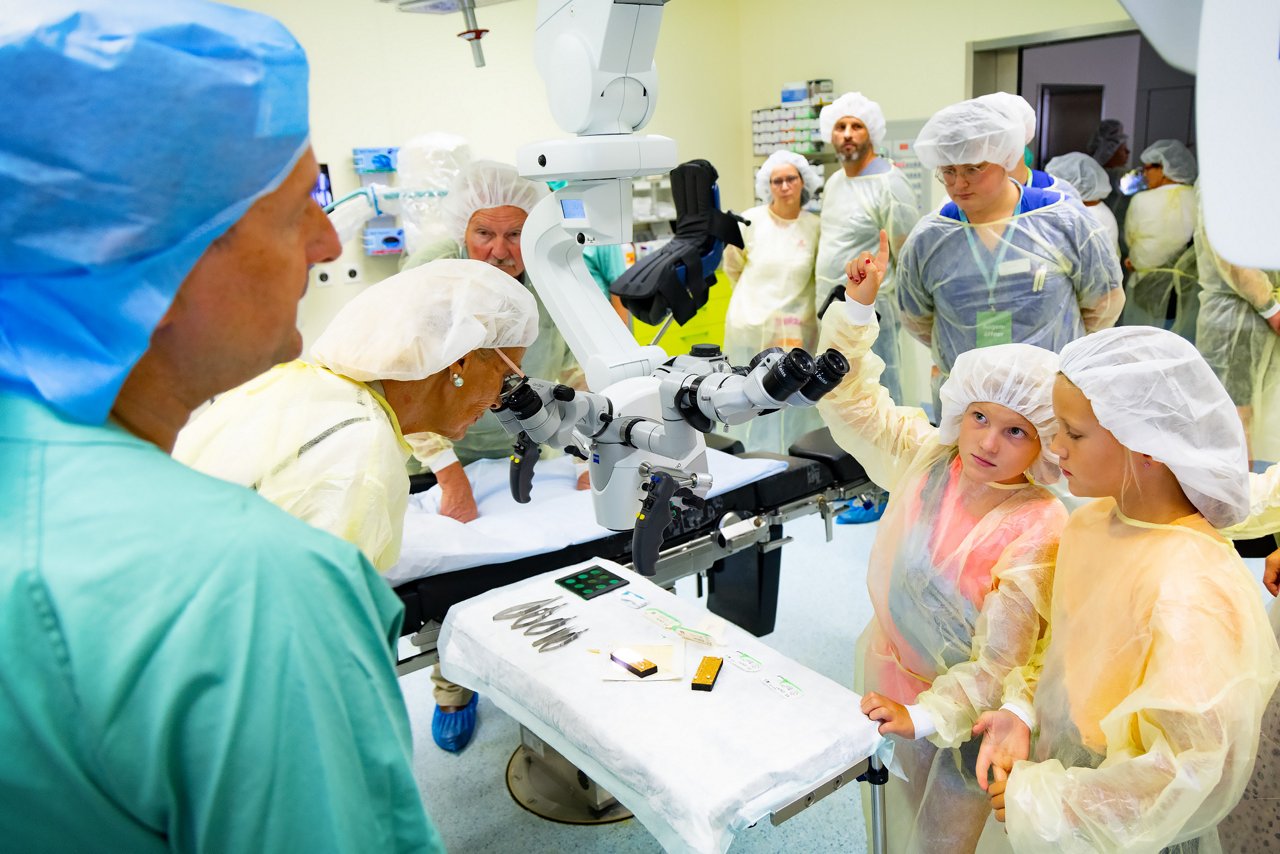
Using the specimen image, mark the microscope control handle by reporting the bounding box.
[817,284,847,320]
[632,471,679,576]
[508,433,541,504]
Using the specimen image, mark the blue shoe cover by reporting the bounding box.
[432,693,479,752]
[836,496,888,525]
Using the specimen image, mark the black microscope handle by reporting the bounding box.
[508,434,541,504]
[632,471,679,576]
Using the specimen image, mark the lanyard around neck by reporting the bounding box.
[958,180,1025,308]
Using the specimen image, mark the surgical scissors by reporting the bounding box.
[492,596,562,622]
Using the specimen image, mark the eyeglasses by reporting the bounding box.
[1141,163,1160,171]
[770,175,802,187]
[935,163,993,185]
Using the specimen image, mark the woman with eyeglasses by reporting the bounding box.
[175,258,536,576]
[1122,139,1200,337]
[721,149,824,452]
[896,99,1125,416]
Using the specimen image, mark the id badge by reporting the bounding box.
[976,310,1013,348]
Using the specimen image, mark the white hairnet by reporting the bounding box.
[1088,119,1127,165]
[754,150,823,203]
[1045,152,1111,202]
[914,100,1024,173]
[819,92,887,147]
[976,92,1036,145]
[1058,326,1249,528]
[311,258,539,382]
[1140,139,1198,185]
[442,160,548,242]
[937,343,1061,484]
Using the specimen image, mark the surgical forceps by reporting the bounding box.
[533,627,588,653]
[511,603,568,630]
[492,596,562,622]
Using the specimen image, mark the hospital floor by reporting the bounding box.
[399,515,1273,853]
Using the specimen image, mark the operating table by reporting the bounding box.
[392,427,873,675]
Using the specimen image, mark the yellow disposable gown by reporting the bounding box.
[816,307,1067,853]
[1002,499,1280,853]
[1122,182,1199,330]
[175,361,412,572]
[723,205,823,452]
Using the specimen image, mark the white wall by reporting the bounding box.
[228,0,1133,383]
[226,0,745,348]
[1019,33,1141,162]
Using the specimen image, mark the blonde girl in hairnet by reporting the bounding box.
[721,149,823,453]
[974,325,1280,853]
[816,231,1068,853]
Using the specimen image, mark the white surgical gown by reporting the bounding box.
[1001,499,1280,854]
[816,161,921,402]
[816,307,1067,854]
[175,361,412,572]
[722,204,823,453]
[1085,202,1120,260]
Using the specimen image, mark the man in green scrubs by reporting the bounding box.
[0,3,444,851]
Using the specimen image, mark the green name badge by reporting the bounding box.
[976,310,1013,348]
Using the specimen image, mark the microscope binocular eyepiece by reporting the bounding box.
[797,349,850,403]
[759,347,815,403]
[498,376,544,421]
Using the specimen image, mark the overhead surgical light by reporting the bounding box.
[378,0,516,67]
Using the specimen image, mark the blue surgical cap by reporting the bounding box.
[0,0,311,424]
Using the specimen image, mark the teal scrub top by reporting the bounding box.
[0,390,444,853]
[582,243,628,297]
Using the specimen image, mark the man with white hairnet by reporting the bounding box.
[1045,152,1120,256]
[1122,139,1200,336]
[973,326,1279,853]
[1087,118,1133,253]
[975,92,1080,200]
[817,236,1067,853]
[898,98,1124,415]
[0,2,444,849]
[400,160,584,524]
[177,258,537,753]
[720,149,824,452]
[1192,212,1280,460]
[815,92,921,412]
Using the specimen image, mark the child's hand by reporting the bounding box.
[844,229,890,307]
[860,691,915,738]
[987,766,1009,822]
[973,709,1031,793]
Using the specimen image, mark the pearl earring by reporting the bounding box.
[452,373,464,388]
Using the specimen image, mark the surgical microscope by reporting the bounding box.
[499,0,849,576]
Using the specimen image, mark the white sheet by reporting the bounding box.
[439,560,892,854]
[386,449,788,586]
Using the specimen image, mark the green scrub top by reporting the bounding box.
[0,390,444,853]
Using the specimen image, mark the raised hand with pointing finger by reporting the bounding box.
[843,228,891,307]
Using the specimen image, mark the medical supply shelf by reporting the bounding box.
[752,103,828,157]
